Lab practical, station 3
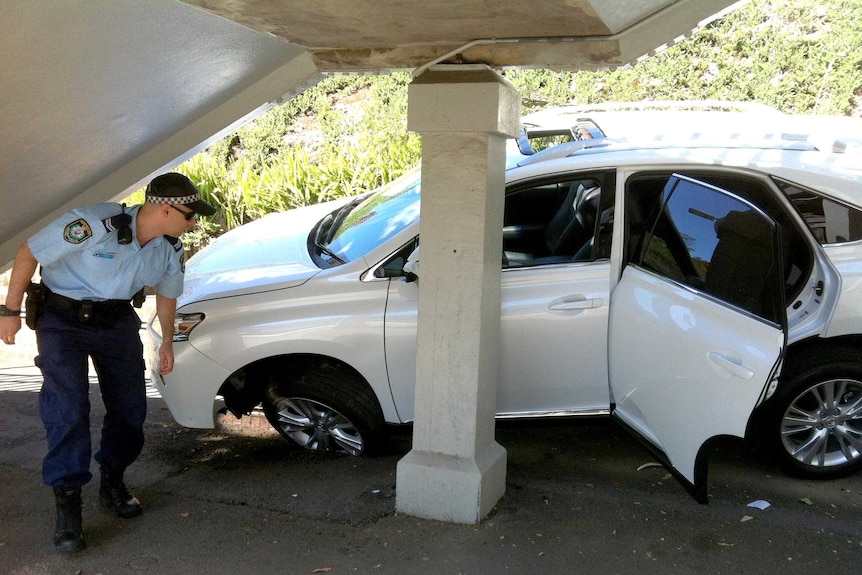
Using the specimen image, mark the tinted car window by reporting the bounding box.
[776,178,862,244]
[639,176,782,324]
[626,171,811,302]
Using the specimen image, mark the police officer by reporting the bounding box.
[0,172,215,553]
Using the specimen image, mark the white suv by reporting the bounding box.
[148,105,862,501]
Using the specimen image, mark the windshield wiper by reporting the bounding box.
[316,213,333,245]
[324,196,365,244]
[311,214,346,265]
[315,242,346,265]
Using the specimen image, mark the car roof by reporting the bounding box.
[514,100,862,156]
[507,101,862,205]
[521,99,782,126]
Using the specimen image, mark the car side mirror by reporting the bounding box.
[403,247,420,283]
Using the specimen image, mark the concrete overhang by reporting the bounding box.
[188,0,742,72]
[0,0,744,266]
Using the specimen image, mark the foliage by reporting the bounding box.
[505,0,862,115]
[127,73,421,252]
[128,0,861,252]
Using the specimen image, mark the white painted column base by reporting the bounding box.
[397,442,507,524]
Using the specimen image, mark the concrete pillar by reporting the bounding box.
[395,65,521,523]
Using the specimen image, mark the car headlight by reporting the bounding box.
[174,313,205,342]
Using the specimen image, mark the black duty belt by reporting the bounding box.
[46,291,132,322]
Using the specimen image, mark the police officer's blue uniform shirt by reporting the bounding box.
[28,203,184,301]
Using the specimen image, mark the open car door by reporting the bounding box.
[609,174,786,503]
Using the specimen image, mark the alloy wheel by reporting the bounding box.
[779,378,862,469]
[272,397,364,456]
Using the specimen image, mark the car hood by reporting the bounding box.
[179,199,348,305]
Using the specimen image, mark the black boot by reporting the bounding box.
[99,466,142,519]
[53,487,86,553]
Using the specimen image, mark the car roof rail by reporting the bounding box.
[573,118,605,140]
[514,102,861,164]
[517,138,614,166]
[832,138,862,154]
[517,118,608,155]
[580,100,784,113]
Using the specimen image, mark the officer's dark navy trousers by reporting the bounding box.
[35,306,146,488]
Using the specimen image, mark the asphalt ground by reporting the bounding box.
[1,324,861,575]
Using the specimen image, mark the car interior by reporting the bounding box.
[502,171,615,268]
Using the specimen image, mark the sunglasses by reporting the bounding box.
[170,205,197,221]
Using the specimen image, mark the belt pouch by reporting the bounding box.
[25,281,46,330]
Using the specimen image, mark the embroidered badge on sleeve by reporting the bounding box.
[63,219,93,244]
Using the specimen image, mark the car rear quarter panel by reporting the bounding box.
[822,243,862,337]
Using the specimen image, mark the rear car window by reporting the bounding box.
[626,171,813,302]
[638,176,783,323]
[776,178,862,244]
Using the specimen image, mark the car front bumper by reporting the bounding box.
[146,327,231,429]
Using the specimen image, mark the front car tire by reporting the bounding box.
[261,359,386,456]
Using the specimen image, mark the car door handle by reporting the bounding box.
[548,297,603,311]
[707,352,755,380]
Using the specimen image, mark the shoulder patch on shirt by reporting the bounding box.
[102,212,132,233]
[165,235,183,253]
[63,219,93,244]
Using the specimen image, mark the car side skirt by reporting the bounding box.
[495,408,611,419]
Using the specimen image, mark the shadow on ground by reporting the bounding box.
[1,381,860,575]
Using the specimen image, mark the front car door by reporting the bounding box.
[384,172,615,422]
[609,174,786,502]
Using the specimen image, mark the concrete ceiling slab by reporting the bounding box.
[1,0,318,264]
[186,0,742,70]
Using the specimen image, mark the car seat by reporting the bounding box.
[505,182,601,266]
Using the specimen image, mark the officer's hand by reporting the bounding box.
[1,316,21,345]
[159,342,175,375]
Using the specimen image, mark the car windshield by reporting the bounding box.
[315,168,421,264]
[313,146,526,265]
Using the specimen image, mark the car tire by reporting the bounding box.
[758,346,862,479]
[261,360,386,457]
